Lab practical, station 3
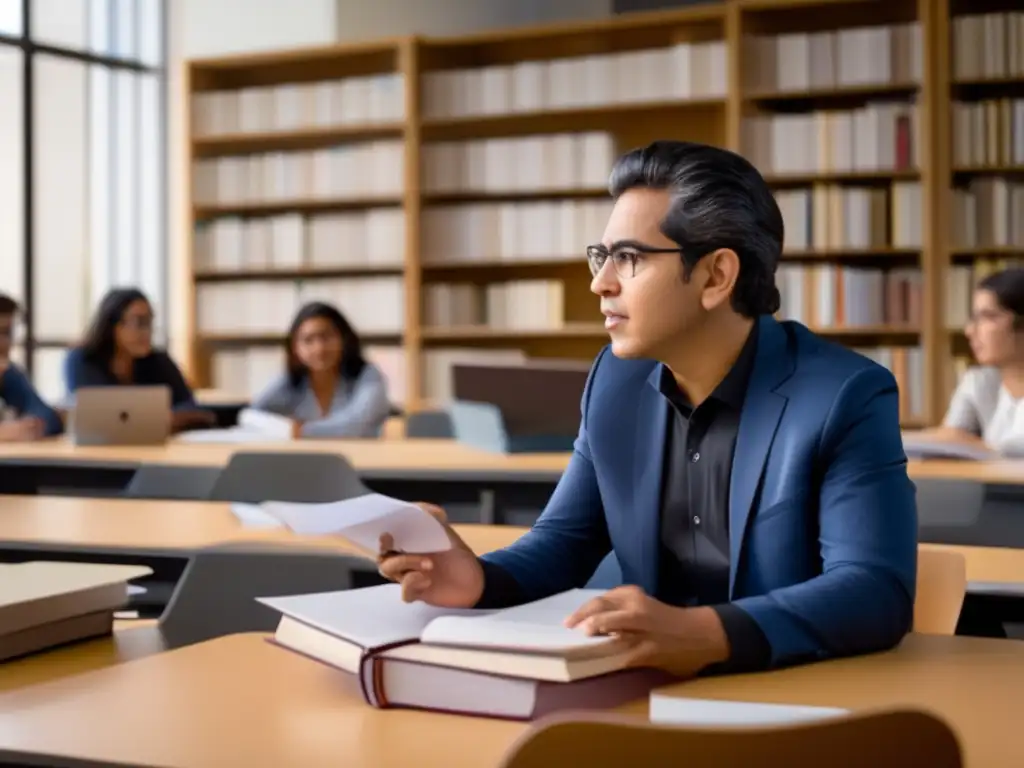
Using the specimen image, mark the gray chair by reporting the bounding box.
[157,543,385,649]
[405,410,455,438]
[123,464,223,500]
[208,451,368,503]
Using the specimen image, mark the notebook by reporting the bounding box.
[649,694,849,726]
[258,584,670,720]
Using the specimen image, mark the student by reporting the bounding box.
[64,288,215,433]
[379,141,917,678]
[250,301,391,438]
[0,294,63,440]
[930,267,1024,452]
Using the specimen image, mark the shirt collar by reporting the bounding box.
[658,324,759,411]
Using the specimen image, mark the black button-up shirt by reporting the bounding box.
[656,325,771,672]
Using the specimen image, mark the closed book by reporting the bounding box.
[258,585,673,720]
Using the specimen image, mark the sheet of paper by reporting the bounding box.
[420,588,612,652]
[900,432,995,461]
[229,502,284,529]
[237,408,294,439]
[258,583,489,649]
[649,695,849,726]
[261,492,452,554]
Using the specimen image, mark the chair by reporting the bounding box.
[915,547,967,635]
[157,544,386,649]
[208,451,368,503]
[500,708,962,768]
[123,464,223,500]
[405,410,455,438]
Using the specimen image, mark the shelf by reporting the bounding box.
[194,266,404,281]
[199,332,403,346]
[421,188,608,204]
[193,197,403,219]
[744,82,919,107]
[192,123,406,157]
[765,169,919,185]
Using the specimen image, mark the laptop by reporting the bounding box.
[70,386,172,446]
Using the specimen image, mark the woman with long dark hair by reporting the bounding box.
[63,287,215,432]
[250,301,391,438]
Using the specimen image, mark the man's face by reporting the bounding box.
[589,188,707,360]
[0,312,13,360]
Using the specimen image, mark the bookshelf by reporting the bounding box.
[183,0,1007,426]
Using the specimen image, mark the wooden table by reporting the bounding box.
[0,495,526,556]
[0,632,1020,767]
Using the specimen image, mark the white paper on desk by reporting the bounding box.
[649,695,848,726]
[900,433,995,461]
[230,502,284,529]
[261,493,452,554]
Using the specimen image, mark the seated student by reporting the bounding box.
[379,141,917,678]
[923,268,1024,453]
[0,294,63,440]
[64,287,215,433]
[251,302,391,438]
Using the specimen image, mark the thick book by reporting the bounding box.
[258,584,671,720]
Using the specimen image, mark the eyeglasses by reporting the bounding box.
[121,316,154,331]
[586,244,685,278]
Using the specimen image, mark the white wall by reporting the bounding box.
[181,0,337,58]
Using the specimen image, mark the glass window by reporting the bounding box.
[32,54,87,343]
[88,64,111,308]
[31,0,87,50]
[0,0,22,37]
[89,0,110,56]
[137,0,161,67]
[31,346,67,402]
[0,48,22,305]
[113,69,137,290]
[139,72,164,338]
[113,0,135,61]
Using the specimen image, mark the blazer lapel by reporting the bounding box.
[728,317,795,597]
[633,365,669,594]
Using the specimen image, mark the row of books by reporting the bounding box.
[742,103,918,177]
[208,345,409,405]
[421,41,727,119]
[190,74,406,138]
[776,264,922,328]
[421,200,612,264]
[951,99,1024,168]
[423,281,565,332]
[776,183,922,251]
[194,210,405,273]
[947,259,1023,330]
[195,278,405,337]
[854,345,926,422]
[192,142,405,207]
[950,178,1024,249]
[422,133,614,194]
[952,12,1024,82]
[744,23,922,93]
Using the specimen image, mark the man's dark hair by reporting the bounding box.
[608,140,784,317]
[978,267,1024,328]
[0,293,18,317]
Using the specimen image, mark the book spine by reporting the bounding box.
[359,640,419,709]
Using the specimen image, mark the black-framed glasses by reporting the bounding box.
[586,244,685,278]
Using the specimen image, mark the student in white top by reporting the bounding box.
[250,302,392,438]
[931,268,1024,454]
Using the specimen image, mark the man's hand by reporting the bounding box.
[565,585,730,677]
[0,416,44,442]
[377,503,485,608]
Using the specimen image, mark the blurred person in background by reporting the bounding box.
[0,293,63,440]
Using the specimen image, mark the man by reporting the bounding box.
[0,294,63,441]
[379,141,917,677]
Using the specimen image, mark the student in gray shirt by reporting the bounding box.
[933,267,1024,453]
[250,301,392,438]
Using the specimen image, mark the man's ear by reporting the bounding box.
[699,248,741,312]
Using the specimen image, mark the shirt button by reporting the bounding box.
[691,451,700,463]
[693,515,701,525]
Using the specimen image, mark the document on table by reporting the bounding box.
[649,694,849,726]
[233,493,453,555]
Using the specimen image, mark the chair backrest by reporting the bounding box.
[208,451,368,503]
[123,464,223,500]
[915,546,967,635]
[405,410,455,439]
[500,708,962,768]
[158,544,386,649]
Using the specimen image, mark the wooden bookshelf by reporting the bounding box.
[182,0,1019,426]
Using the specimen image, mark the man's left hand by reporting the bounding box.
[564,585,730,677]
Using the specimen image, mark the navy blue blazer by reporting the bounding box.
[480,315,918,668]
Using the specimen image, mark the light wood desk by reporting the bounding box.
[0,495,526,556]
[0,632,1020,767]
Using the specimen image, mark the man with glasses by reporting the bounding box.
[0,294,63,440]
[378,141,917,678]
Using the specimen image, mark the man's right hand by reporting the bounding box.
[377,503,485,607]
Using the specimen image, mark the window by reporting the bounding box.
[0,0,167,396]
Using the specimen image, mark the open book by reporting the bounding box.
[231,492,452,555]
[177,408,294,443]
[258,584,670,720]
[901,432,995,461]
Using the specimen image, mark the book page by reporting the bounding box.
[420,589,615,654]
[650,695,848,726]
[261,493,452,554]
[258,583,489,650]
